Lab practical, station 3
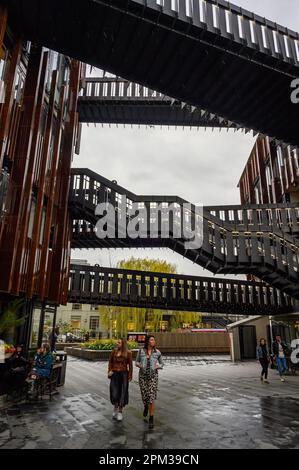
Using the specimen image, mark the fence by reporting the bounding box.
[153,332,229,354]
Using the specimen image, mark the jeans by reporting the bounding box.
[259,358,269,379]
[276,357,287,376]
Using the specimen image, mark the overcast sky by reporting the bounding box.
[72,0,299,277]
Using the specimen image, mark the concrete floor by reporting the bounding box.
[1,355,299,449]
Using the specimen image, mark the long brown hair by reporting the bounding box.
[116,338,128,358]
[42,343,51,354]
[259,338,267,346]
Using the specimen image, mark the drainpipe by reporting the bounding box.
[269,316,274,352]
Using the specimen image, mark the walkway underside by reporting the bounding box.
[68,263,296,315]
[78,77,241,129]
[6,0,299,145]
[69,168,299,300]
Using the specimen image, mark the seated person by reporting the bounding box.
[28,343,53,397]
[4,344,30,393]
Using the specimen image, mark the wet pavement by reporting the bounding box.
[0,355,299,449]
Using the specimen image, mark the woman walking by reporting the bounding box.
[256,338,270,384]
[108,338,133,421]
[136,335,164,429]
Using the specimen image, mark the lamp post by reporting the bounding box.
[109,312,112,339]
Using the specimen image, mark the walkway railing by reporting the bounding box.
[68,263,296,315]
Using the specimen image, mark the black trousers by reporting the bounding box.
[3,369,27,392]
[110,371,129,408]
[259,358,269,379]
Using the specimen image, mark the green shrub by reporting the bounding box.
[82,339,138,351]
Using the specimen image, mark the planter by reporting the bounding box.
[56,342,82,351]
[65,347,138,361]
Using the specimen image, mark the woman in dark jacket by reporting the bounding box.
[4,344,30,392]
[256,338,270,383]
[28,343,53,398]
[33,343,53,378]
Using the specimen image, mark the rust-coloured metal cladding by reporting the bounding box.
[0,13,81,305]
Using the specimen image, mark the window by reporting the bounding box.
[39,207,47,245]
[159,321,168,332]
[294,40,299,62]
[83,174,90,190]
[276,147,284,189]
[266,165,272,187]
[0,59,5,80]
[0,76,4,103]
[254,182,262,204]
[90,316,99,330]
[51,52,59,71]
[292,149,299,173]
[71,316,81,329]
[90,304,99,310]
[27,199,36,239]
[265,165,273,202]
[277,147,284,167]
[72,303,82,310]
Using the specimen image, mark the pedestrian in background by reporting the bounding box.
[272,335,288,382]
[256,338,270,384]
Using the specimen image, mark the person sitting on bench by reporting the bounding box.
[28,343,53,398]
[4,344,30,395]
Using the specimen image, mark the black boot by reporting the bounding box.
[149,415,154,429]
[143,405,148,417]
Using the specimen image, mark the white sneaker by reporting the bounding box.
[116,412,123,421]
[280,378,285,382]
[112,409,118,419]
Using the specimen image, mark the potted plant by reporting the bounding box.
[0,298,26,345]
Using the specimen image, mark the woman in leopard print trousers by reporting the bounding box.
[135,335,164,429]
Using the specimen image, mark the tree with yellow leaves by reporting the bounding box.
[99,257,202,337]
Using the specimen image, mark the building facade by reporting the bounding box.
[0,6,83,349]
[238,135,299,204]
[56,303,103,339]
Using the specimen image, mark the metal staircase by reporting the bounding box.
[69,168,299,300]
